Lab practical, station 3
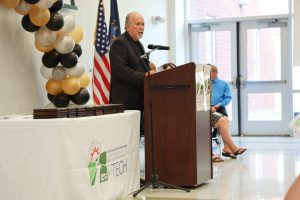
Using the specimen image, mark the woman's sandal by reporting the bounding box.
[222,151,237,159]
[234,148,247,156]
[212,155,224,162]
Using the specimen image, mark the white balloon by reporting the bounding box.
[54,35,75,54]
[52,66,66,80]
[35,0,54,9]
[16,0,32,14]
[65,62,85,77]
[40,65,53,79]
[35,26,56,46]
[60,15,77,34]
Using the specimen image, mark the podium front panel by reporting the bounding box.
[144,62,212,186]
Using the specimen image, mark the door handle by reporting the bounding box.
[229,76,246,89]
[229,78,237,89]
[240,76,246,89]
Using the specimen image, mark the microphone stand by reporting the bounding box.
[132,49,190,197]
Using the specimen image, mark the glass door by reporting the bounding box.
[239,18,292,135]
[189,22,239,135]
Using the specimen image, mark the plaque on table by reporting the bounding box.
[33,108,68,119]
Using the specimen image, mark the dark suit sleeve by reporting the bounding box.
[109,38,145,88]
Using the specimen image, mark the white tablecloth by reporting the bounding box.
[0,111,140,200]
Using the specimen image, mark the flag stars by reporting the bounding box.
[95,0,109,56]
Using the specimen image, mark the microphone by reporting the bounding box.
[148,44,170,50]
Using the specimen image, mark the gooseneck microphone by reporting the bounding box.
[148,44,170,50]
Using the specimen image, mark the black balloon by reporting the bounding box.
[60,52,78,68]
[71,88,90,105]
[53,93,70,108]
[49,0,64,12]
[42,50,60,68]
[47,93,55,103]
[21,15,40,32]
[24,0,40,4]
[73,44,82,57]
[46,12,64,31]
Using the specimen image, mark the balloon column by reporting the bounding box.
[0,0,90,108]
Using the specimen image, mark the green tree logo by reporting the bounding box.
[88,145,108,186]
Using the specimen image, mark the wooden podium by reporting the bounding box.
[144,62,212,186]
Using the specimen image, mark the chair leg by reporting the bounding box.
[217,132,223,157]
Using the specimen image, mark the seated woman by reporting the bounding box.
[212,107,247,158]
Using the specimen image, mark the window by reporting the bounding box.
[187,0,288,20]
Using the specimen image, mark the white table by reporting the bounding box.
[0,111,140,200]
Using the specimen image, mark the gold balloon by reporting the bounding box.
[46,79,63,95]
[62,77,81,95]
[35,41,54,52]
[29,6,50,26]
[78,72,90,88]
[68,25,83,44]
[0,0,20,9]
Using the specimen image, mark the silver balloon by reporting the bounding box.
[60,14,76,34]
[35,26,56,46]
[35,0,54,9]
[54,35,75,54]
[65,62,85,77]
[40,65,53,79]
[52,66,66,80]
[15,0,32,15]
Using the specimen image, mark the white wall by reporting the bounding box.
[293,0,300,65]
[0,0,175,115]
[0,7,46,115]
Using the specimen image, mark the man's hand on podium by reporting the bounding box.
[144,70,157,76]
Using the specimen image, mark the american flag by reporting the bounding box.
[92,0,110,105]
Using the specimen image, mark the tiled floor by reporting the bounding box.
[122,136,300,200]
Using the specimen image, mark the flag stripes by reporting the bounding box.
[92,0,110,105]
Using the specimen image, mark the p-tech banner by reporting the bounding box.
[0,111,140,200]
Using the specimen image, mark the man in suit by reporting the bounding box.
[109,12,156,136]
